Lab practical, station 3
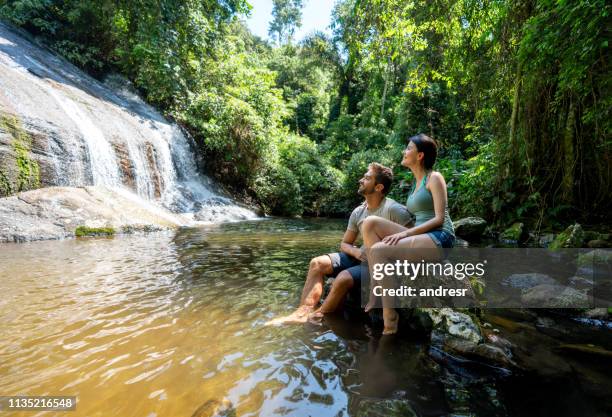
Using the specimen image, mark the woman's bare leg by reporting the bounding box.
[361,216,408,311]
[362,216,408,248]
[370,233,440,334]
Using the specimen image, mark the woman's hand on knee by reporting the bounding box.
[382,230,410,245]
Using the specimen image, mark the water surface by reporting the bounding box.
[0,219,608,416]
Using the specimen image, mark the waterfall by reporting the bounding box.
[0,22,258,223]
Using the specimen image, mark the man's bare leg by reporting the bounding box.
[265,255,334,325]
[308,271,354,323]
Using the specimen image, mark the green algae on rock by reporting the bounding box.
[75,226,116,237]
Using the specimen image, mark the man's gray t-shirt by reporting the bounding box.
[347,197,414,238]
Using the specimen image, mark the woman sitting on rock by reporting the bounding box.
[362,133,456,334]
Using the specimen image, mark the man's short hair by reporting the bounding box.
[368,162,393,195]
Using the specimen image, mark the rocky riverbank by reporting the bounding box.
[0,186,191,243]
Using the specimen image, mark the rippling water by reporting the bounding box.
[0,219,609,417]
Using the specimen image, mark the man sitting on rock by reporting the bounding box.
[266,163,414,325]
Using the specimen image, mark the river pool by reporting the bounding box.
[0,219,609,416]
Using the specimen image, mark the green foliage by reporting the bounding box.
[253,164,302,216]
[2,0,607,228]
[330,148,395,215]
[277,134,339,215]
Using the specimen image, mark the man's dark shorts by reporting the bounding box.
[327,252,363,294]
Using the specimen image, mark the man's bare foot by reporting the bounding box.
[307,310,324,325]
[264,305,314,326]
[382,309,399,335]
[364,294,378,313]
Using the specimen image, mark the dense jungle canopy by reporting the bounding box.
[1,0,609,231]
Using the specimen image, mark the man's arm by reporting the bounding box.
[389,202,415,228]
[339,229,363,260]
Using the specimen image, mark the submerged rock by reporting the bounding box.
[502,273,557,290]
[0,186,190,242]
[354,398,418,417]
[191,398,235,417]
[556,343,612,363]
[521,284,589,308]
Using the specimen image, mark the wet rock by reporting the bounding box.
[588,239,609,248]
[428,308,483,344]
[535,316,569,338]
[500,222,524,243]
[484,331,515,353]
[0,186,190,242]
[414,310,518,367]
[583,308,609,319]
[354,398,418,417]
[555,344,612,364]
[502,273,557,290]
[454,237,469,248]
[453,217,487,240]
[568,275,594,290]
[584,230,610,243]
[515,345,574,378]
[111,142,136,190]
[538,233,555,248]
[522,284,589,308]
[549,223,585,249]
[443,336,515,367]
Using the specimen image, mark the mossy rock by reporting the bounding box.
[75,226,115,237]
[500,222,524,242]
[549,223,585,249]
[577,249,612,267]
[0,113,40,195]
[355,399,418,417]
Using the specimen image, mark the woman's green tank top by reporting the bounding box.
[406,173,455,236]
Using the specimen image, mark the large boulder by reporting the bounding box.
[521,284,590,308]
[424,308,516,367]
[0,186,190,242]
[428,308,483,344]
[453,217,487,240]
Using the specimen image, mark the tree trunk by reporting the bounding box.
[380,58,391,119]
[509,61,522,171]
[561,99,576,204]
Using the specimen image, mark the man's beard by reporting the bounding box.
[358,186,374,196]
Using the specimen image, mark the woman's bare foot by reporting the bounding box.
[264,305,314,326]
[382,308,399,335]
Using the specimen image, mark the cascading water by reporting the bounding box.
[0,22,258,223]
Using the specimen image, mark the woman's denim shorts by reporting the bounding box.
[427,230,455,248]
